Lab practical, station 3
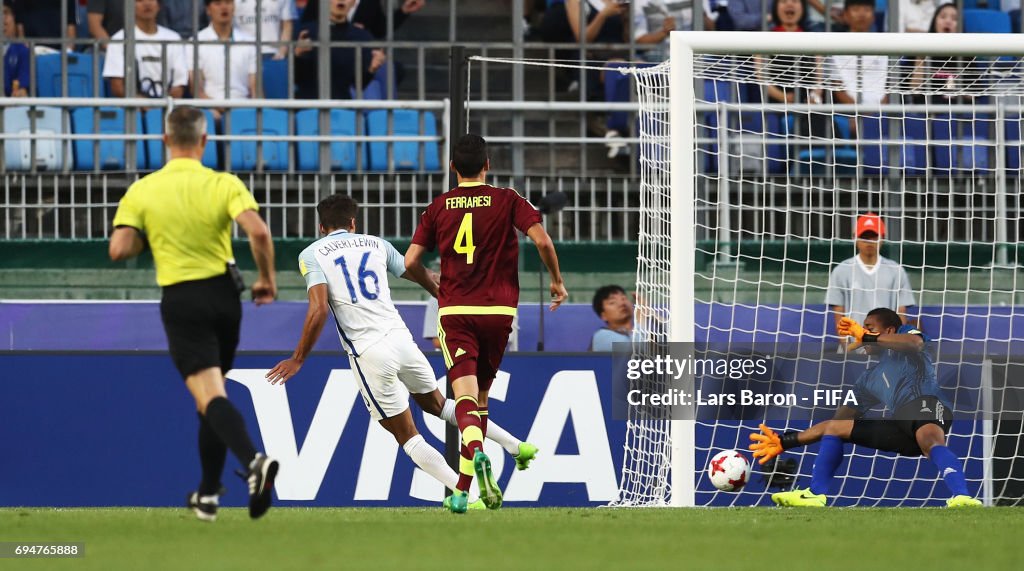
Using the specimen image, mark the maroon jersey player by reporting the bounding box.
[405,134,567,513]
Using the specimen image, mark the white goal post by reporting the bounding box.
[616,32,1024,507]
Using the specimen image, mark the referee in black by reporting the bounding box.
[109,106,279,521]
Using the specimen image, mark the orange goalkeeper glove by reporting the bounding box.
[838,317,880,352]
[748,423,784,465]
[837,317,867,341]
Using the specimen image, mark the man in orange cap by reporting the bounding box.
[825,213,916,349]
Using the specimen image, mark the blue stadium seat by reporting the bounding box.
[200,109,219,168]
[900,114,929,176]
[70,107,146,171]
[962,0,1000,10]
[701,79,736,174]
[859,115,888,175]
[1011,10,1022,34]
[931,113,992,173]
[227,108,289,171]
[142,108,218,169]
[963,9,1011,33]
[262,59,291,99]
[36,53,104,98]
[142,109,164,169]
[1007,114,1023,172]
[763,112,788,174]
[793,115,858,176]
[366,110,440,171]
[2,106,68,171]
[295,109,361,171]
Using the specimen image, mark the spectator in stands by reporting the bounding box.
[159,0,202,38]
[299,0,424,40]
[12,0,77,51]
[765,0,827,112]
[825,213,916,350]
[908,4,966,104]
[3,1,29,96]
[900,0,938,33]
[187,0,259,118]
[706,0,766,31]
[542,0,626,46]
[632,1,717,63]
[590,285,634,352]
[87,0,125,51]
[234,0,297,59]
[103,0,187,98]
[826,0,887,138]
[293,0,391,100]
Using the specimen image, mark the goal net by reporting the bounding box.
[615,32,1024,507]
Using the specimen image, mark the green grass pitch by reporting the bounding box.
[1,507,1016,570]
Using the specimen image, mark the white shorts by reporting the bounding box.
[348,329,438,421]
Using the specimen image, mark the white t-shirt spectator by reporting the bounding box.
[103,26,188,98]
[825,255,916,325]
[828,55,889,106]
[633,0,694,37]
[186,26,258,99]
[900,0,939,33]
[234,0,297,55]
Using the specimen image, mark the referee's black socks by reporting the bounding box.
[204,397,258,469]
[197,412,228,496]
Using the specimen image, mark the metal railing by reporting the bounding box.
[6,97,1024,243]
[3,0,1024,179]
[0,172,642,242]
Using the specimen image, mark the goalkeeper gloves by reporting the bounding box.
[749,424,802,465]
[749,424,783,465]
[837,316,879,347]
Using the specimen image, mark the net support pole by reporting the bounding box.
[994,98,1009,267]
[715,104,732,263]
[445,45,468,477]
[981,359,994,507]
[669,32,697,508]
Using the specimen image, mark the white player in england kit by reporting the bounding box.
[265,195,537,509]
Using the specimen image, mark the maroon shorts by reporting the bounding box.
[438,313,514,389]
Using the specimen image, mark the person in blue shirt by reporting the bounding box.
[749,307,981,508]
[3,1,29,97]
[590,284,633,351]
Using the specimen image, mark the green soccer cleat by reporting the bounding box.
[442,495,486,511]
[946,495,983,508]
[473,450,503,510]
[514,442,539,471]
[446,491,469,514]
[771,488,827,507]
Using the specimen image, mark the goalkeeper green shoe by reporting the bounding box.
[442,495,486,511]
[514,442,539,471]
[771,488,827,507]
[946,495,982,508]
[474,450,503,510]
[446,491,469,514]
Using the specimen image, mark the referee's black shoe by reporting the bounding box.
[186,490,221,522]
[247,453,279,519]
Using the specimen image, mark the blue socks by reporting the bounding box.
[929,445,969,497]
[810,435,844,495]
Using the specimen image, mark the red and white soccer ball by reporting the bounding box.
[707,450,752,492]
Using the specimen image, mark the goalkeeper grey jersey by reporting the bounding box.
[825,255,916,324]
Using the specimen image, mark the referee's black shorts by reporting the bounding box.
[160,272,241,379]
[849,396,953,457]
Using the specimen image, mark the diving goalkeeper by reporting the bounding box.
[749,307,981,508]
